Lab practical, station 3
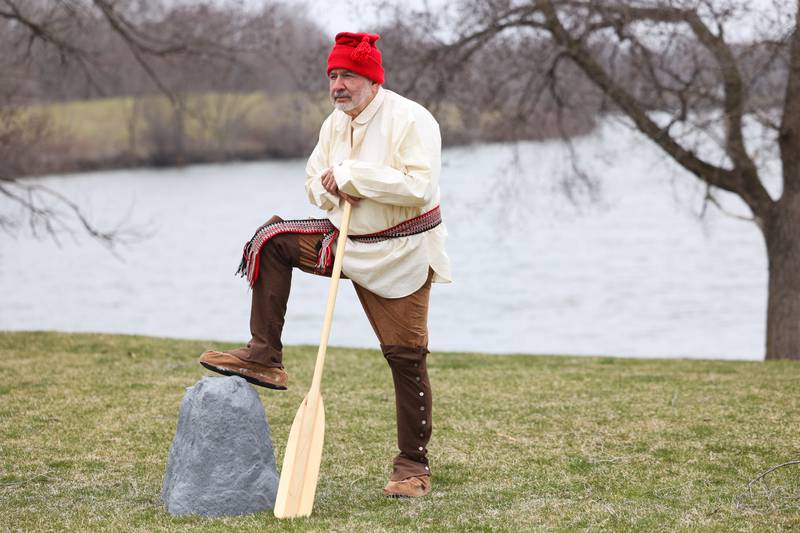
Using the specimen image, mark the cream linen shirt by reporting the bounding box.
[304,87,452,298]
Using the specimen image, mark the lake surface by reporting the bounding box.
[0,120,768,360]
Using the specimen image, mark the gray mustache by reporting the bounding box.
[333,90,350,98]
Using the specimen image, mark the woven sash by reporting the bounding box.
[236,205,442,287]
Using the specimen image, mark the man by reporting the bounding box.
[200,31,451,499]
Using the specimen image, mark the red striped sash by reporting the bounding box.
[236,205,442,287]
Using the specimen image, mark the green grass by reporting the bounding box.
[1,332,799,531]
[29,91,328,136]
[17,91,330,169]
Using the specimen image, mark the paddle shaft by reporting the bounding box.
[309,200,352,399]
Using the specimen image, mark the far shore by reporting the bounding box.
[10,91,595,180]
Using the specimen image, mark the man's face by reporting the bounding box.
[329,69,377,116]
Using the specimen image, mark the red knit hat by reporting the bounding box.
[327,32,384,84]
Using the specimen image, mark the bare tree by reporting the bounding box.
[0,0,328,247]
[0,0,213,247]
[385,0,797,360]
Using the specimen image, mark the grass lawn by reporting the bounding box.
[1,331,798,531]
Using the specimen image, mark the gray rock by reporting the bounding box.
[161,376,278,516]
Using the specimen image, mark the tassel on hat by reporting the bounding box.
[351,36,373,63]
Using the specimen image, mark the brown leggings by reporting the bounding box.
[234,216,434,481]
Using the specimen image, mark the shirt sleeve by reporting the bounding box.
[332,117,439,207]
[304,119,340,211]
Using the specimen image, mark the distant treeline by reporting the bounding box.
[2,2,328,103]
[0,1,787,177]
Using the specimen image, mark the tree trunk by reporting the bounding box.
[769,2,800,361]
[764,195,800,360]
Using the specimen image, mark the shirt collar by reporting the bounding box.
[333,87,385,131]
[352,86,385,125]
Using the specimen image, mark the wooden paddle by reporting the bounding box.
[273,201,353,519]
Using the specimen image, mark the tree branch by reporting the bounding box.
[747,459,800,493]
[538,0,774,224]
[0,177,148,251]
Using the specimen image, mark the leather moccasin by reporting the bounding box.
[199,350,288,390]
[383,475,431,498]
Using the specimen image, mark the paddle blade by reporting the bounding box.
[273,392,325,519]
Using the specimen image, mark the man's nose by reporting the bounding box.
[330,77,345,91]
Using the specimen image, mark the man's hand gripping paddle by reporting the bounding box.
[273,201,352,519]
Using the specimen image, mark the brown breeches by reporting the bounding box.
[234,216,434,481]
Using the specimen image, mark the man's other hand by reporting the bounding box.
[321,167,360,205]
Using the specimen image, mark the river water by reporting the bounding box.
[0,120,769,360]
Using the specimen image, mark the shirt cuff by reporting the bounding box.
[309,172,339,210]
[332,160,359,197]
